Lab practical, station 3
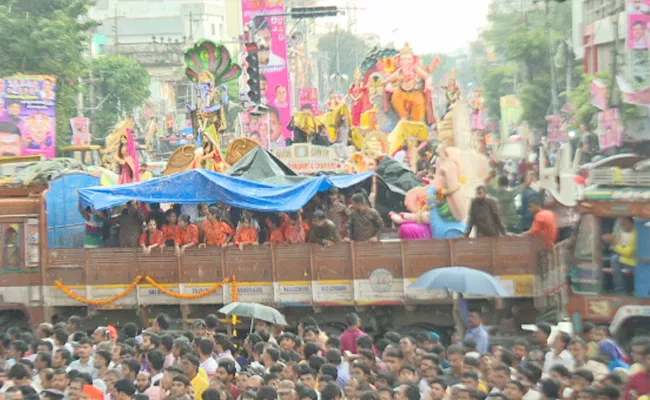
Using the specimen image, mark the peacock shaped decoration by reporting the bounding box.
[164,40,241,176]
[185,40,242,137]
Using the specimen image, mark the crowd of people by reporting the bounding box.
[79,189,383,254]
[1,311,649,400]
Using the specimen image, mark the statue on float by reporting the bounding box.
[164,40,241,175]
[389,90,490,240]
[102,117,140,184]
[348,69,368,127]
[470,88,486,132]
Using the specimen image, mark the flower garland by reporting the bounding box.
[54,275,143,306]
[145,276,231,299]
[55,275,238,305]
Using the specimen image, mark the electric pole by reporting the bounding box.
[608,0,623,107]
[113,4,119,54]
[546,0,559,114]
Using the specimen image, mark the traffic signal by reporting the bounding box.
[245,42,261,104]
[290,6,338,19]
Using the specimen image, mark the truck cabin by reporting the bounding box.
[570,156,650,296]
[609,305,650,350]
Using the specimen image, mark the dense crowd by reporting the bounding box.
[0,312,649,400]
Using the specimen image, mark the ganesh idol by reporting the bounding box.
[383,43,440,124]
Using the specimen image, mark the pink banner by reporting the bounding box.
[617,76,650,105]
[590,79,608,111]
[70,117,91,146]
[546,114,569,143]
[597,108,623,149]
[299,88,320,115]
[243,0,292,149]
[628,5,650,50]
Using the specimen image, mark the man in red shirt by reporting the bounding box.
[522,198,558,249]
[624,343,650,400]
[340,313,368,355]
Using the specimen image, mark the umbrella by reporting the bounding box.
[87,166,118,186]
[218,302,287,326]
[409,267,510,297]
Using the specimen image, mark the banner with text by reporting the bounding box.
[243,0,292,149]
[597,108,623,150]
[0,74,57,158]
[299,88,320,115]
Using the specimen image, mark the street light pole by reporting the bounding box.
[546,0,559,115]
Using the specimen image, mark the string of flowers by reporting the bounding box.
[54,275,143,306]
[56,275,237,304]
[145,276,231,299]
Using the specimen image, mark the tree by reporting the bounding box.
[0,0,94,151]
[90,55,151,138]
[317,31,367,90]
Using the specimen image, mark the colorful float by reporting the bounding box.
[164,40,242,175]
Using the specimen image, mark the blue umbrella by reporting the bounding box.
[409,266,510,296]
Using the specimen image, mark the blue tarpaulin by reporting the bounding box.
[79,169,372,212]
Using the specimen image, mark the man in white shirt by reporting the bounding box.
[66,338,98,379]
[543,331,575,374]
[198,338,218,377]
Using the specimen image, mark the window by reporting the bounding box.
[573,214,596,261]
[211,23,216,36]
[2,223,22,270]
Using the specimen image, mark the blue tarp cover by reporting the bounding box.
[79,169,372,212]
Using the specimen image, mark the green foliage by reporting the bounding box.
[317,31,367,86]
[90,55,151,138]
[475,1,573,130]
[0,0,94,151]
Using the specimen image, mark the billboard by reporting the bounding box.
[0,74,56,158]
[243,0,292,148]
[299,88,320,115]
[499,95,522,137]
[597,108,623,150]
[70,117,91,146]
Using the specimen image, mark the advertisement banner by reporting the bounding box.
[545,114,569,143]
[70,117,91,146]
[299,88,320,115]
[243,0,292,149]
[628,3,650,50]
[590,79,608,111]
[0,74,56,158]
[617,75,650,105]
[499,95,522,137]
[597,108,623,149]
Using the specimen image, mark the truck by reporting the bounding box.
[0,180,569,336]
[566,154,650,342]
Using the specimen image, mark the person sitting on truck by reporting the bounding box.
[78,199,105,249]
[174,214,199,256]
[200,206,234,248]
[521,198,558,250]
[234,216,259,250]
[309,210,340,247]
[602,216,637,293]
[348,192,383,242]
[139,219,164,255]
[162,210,182,248]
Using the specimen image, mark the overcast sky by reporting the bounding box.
[329,0,491,54]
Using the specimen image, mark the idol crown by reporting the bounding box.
[400,42,414,56]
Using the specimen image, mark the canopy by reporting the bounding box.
[79,169,372,212]
[226,146,297,182]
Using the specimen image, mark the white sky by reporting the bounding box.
[325,0,491,54]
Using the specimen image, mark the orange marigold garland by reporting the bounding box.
[54,275,143,306]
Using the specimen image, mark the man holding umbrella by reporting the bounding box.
[454,296,489,355]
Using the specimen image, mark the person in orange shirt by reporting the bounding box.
[162,210,182,247]
[175,214,200,256]
[200,206,234,248]
[522,198,558,249]
[234,216,259,250]
[265,214,285,244]
[140,219,165,255]
[282,212,306,244]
